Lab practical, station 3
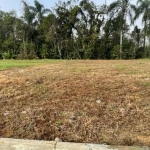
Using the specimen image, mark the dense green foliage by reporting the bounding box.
[0,0,150,59]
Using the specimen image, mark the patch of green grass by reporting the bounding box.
[55,121,63,126]
[0,59,62,71]
[113,64,127,71]
[140,81,150,87]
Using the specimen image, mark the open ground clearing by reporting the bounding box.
[0,60,150,146]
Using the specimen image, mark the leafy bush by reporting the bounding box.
[111,45,120,59]
[2,52,11,59]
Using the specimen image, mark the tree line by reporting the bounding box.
[0,0,150,60]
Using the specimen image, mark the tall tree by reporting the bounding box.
[22,0,35,26]
[135,0,150,49]
[54,0,83,59]
[108,0,135,59]
[30,0,51,25]
[74,0,106,58]
[21,0,37,58]
[0,11,18,59]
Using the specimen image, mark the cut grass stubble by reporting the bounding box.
[0,59,150,146]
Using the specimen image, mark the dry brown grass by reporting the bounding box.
[0,60,150,146]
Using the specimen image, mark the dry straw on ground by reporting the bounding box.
[0,60,150,146]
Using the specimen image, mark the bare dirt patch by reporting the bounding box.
[0,60,150,146]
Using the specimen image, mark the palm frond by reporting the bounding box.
[137,0,144,6]
[135,0,150,24]
[29,6,36,13]
[107,1,120,13]
[128,10,134,25]
[42,9,51,15]
[34,0,44,12]
[21,0,35,25]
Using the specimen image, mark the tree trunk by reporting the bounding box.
[120,0,124,60]
[23,32,27,58]
[144,35,146,49]
[120,29,123,59]
[144,20,146,49]
[58,44,62,59]
[148,37,150,58]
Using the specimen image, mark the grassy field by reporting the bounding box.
[0,59,150,146]
[0,59,62,70]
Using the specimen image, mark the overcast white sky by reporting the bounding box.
[0,0,141,28]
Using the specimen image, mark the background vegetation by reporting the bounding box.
[0,0,150,60]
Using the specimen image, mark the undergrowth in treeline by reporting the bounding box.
[0,0,150,60]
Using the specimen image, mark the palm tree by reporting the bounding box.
[135,0,150,49]
[21,0,36,58]
[30,0,51,25]
[108,0,135,59]
[21,0,35,26]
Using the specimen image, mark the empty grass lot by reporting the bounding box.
[0,59,150,146]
